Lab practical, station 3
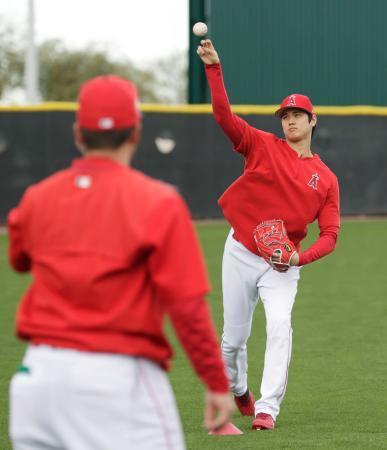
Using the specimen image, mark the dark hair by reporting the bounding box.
[306,112,317,138]
[80,128,133,150]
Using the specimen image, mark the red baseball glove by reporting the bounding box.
[253,219,297,272]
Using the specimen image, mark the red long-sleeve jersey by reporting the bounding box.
[206,63,340,265]
[8,156,228,393]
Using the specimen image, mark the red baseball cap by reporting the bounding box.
[275,94,315,117]
[76,75,141,131]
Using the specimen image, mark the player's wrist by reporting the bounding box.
[290,252,300,266]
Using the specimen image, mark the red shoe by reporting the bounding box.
[252,412,275,430]
[234,390,255,416]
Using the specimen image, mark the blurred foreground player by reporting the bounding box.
[8,75,232,450]
[197,40,340,430]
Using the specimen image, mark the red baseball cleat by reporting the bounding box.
[234,389,255,416]
[252,412,275,430]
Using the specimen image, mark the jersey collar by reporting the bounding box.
[72,156,128,171]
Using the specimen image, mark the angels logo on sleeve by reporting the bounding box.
[308,173,320,190]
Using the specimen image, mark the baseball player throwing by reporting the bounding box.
[197,40,340,430]
[8,75,232,449]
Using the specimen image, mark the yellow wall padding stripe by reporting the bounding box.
[2,103,387,116]
[0,102,77,112]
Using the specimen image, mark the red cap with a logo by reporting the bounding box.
[275,94,315,117]
[76,75,141,131]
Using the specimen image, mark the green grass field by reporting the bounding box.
[1,220,387,449]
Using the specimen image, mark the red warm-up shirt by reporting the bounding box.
[206,64,340,265]
[8,157,228,392]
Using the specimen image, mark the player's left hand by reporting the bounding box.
[289,252,300,266]
[253,219,298,273]
[271,250,299,272]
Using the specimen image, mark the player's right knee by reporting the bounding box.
[222,336,248,351]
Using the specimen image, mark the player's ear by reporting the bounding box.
[129,123,142,145]
[73,123,85,153]
[311,113,317,127]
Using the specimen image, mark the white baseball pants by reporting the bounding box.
[221,230,300,420]
[10,345,185,450]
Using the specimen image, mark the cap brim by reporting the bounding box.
[274,106,313,117]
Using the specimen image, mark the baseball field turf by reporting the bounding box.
[1,219,386,449]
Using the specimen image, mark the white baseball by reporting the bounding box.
[193,22,208,37]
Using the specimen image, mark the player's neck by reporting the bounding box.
[286,137,313,159]
[84,144,135,166]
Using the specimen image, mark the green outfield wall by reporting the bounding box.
[0,104,386,221]
[189,0,387,106]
